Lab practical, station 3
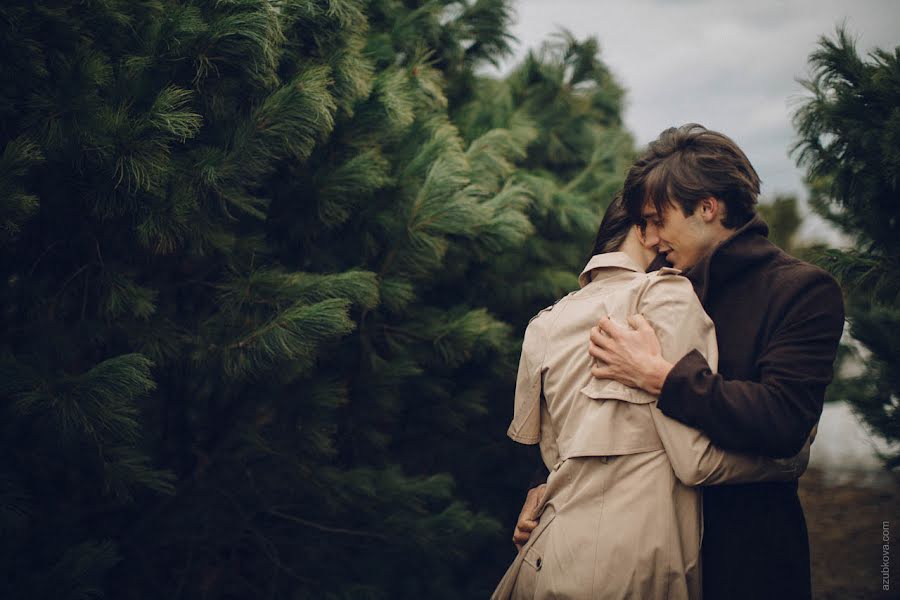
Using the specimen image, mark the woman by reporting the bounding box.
[491,194,811,599]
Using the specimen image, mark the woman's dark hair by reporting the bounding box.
[622,123,760,229]
[591,191,632,256]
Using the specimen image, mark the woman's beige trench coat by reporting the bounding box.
[492,252,810,600]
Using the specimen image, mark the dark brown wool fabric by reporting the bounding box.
[659,214,845,599]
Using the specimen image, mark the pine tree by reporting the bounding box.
[453,30,633,321]
[792,26,900,468]
[0,1,633,597]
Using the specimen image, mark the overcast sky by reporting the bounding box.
[495,0,900,242]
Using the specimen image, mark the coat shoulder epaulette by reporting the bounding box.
[653,266,682,277]
[528,291,576,325]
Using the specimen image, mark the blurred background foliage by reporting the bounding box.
[0,1,894,597]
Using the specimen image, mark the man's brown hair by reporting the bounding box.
[623,124,761,229]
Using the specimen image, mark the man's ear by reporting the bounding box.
[699,196,723,224]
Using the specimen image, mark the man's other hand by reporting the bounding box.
[513,484,547,551]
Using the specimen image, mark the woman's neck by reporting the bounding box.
[619,233,652,271]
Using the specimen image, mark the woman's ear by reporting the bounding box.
[634,223,646,245]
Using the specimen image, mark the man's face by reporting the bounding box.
[639,199,711,271]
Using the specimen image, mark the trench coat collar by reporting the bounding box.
[683,213,778,305]
[578,252,646,288]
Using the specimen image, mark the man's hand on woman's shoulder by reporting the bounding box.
[588,314,673,395]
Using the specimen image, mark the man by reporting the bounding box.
[512,124,845,599]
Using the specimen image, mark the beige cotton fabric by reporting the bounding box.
[492,252,809,600]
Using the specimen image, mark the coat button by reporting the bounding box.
[535,557,542,570]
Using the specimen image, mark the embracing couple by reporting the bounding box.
[492,124,845,599]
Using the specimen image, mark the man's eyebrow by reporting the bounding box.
[641,211,658,219]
